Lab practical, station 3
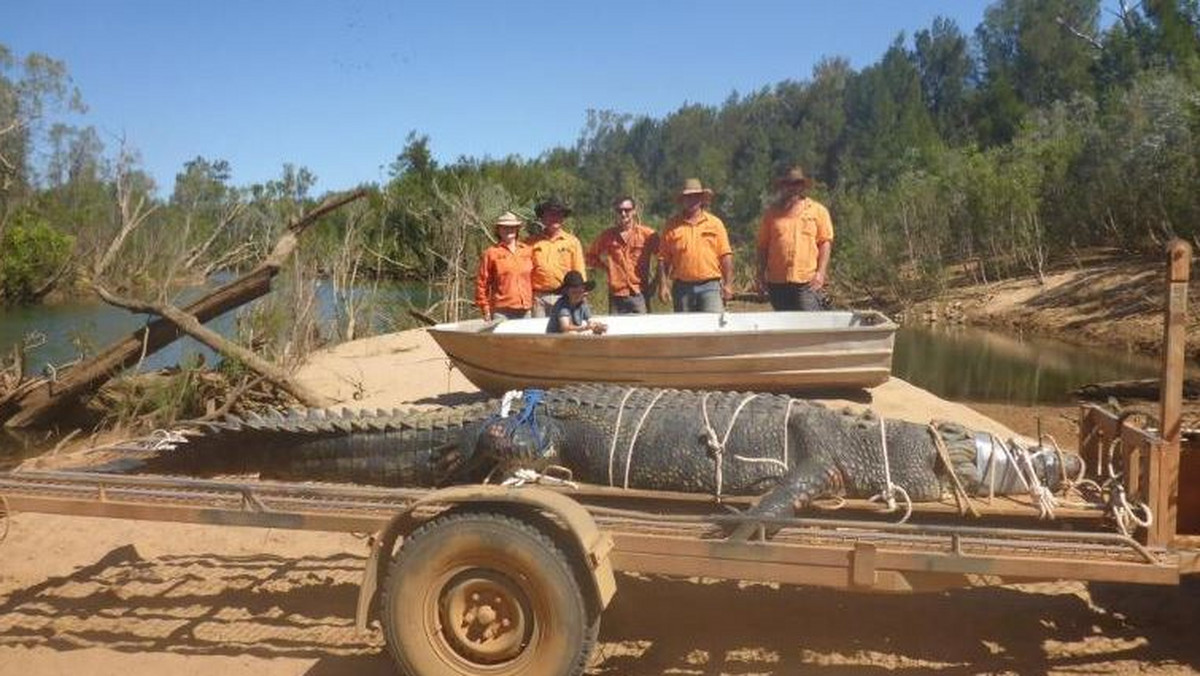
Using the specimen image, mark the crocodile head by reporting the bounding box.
[465,413,563,477]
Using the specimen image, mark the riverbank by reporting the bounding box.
[904,251,1196,360]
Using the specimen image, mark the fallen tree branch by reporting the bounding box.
[93,285,333,407]
[1,189,367,428]
[197,374,265,422]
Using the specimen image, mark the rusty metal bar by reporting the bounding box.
[608,533,1177,588]
[0,466,1181,591]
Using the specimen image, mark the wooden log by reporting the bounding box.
[1073,378,1200,401]
[1,189,366,428]
[93,285,332,408]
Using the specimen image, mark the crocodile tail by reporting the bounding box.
[139,400,501,486]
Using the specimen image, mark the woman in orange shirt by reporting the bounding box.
[475,211,533,321]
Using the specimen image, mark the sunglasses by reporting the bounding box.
[616,207,635,213]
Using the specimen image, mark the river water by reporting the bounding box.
[0,299,1171,466]
[892,325,1165,405]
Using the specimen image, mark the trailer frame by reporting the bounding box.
[0,240,1194,674]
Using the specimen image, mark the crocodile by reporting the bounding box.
[129,384,1082,519]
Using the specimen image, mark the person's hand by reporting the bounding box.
[483,311,493,322]
[810,271,826,291]
[657,284,670,304]
[721,282,734,301]
[589,321,608,335]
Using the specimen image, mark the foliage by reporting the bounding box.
[0,211,73,303]
[3,0,1200,319]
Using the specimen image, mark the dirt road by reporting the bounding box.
[1,509,1198,675]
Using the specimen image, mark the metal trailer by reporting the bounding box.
[1,241,1197,676]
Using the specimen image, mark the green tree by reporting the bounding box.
[0,44,85,224]
[0,210,74,303]
[915,17,975,143]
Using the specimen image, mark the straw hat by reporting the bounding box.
[493,211,524,230]
[773,166,814,190]
[674,178,714,202]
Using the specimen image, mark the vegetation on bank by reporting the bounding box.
[2,1,1199,320]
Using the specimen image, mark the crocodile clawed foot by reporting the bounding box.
[724,484,809,541]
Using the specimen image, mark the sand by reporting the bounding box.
[2,328,1198,675]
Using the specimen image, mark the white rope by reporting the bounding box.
[499,389,523,418]
[1037,433,1107,509]
[744,397,797,472]
[606,388,638,487]
[700,393,759,498]
[868,417,913,524]
[729,456,789,471]
[86,428,191,454]
[621,389,668,489]
[501,467,579,489]
[148,429,190,450]
[981,433,1058,519]
[1112,486,1154,535]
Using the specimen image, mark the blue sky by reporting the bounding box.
[5,1,1072,195]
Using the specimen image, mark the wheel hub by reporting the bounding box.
[440,570,532,664]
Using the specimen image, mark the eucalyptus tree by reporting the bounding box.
[0,44,85,229]
[915,17,975,144]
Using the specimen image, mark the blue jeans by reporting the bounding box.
[767,282,824,311]
[493,307,531,320]
[609,293,649,314]
[672,279,723,313]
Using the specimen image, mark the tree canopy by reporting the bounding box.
[2,0,1199,309]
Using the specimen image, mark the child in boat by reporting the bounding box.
[547,270,607,335]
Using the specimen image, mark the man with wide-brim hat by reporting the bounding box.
[546,269,607,335]
[475,211,534,321]
[656,178,733,313]
[528,196,587,318]
[756,166,833,311]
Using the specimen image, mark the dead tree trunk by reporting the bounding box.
[93,285,332,407]
[0,189,366,428]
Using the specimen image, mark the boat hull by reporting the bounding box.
[428,310,896,394]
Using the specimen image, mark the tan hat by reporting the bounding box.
[674,178,714,202]
[773,166,813,190]
[493,211,524,229]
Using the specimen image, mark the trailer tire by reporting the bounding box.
[381,511,597,676]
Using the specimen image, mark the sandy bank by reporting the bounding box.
[7,327,1191,675]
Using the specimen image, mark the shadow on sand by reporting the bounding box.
[3,546,1199,674]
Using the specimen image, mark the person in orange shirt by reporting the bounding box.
[528,196,586,318]
[585,196,660,314]
[475,211,533,321]
[657,178,733,313]
[755,167,834,312]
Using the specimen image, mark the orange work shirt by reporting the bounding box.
[529,229,586,292]
[475,241,533,315]
[585,223,660,297]
[659,211,732,282]
[756,198,834,284]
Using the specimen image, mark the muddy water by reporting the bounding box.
[893,325,1166,405]
[0,280,437,468]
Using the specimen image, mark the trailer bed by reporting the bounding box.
[0,468,1181,591]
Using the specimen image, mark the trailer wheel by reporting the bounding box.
[382,511,597,676]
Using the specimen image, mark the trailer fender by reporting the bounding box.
[355,485,616,632]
